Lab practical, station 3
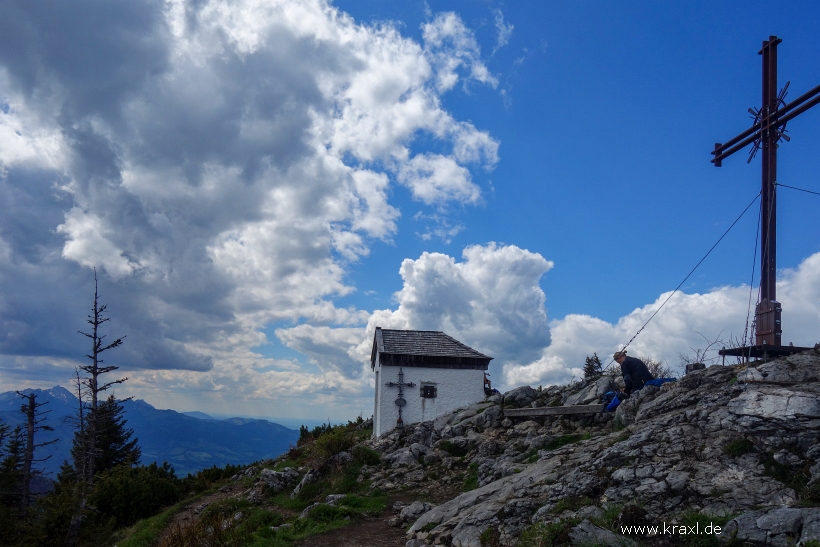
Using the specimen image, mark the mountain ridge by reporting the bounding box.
[0,386,300,477]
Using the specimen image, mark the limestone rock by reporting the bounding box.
[503,386,537,408]
[259,467,299,493]
[290,469,320,498]
[569,520,636,547]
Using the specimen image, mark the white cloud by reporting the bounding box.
[57,208,139,279]
[397,153,480,205]
[492,9,514,55]
[422,12,498,92]
[504,251,820,388]
[0,0,502,415]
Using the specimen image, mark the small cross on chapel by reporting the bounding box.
[371,327,493,437]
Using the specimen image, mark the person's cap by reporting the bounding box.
[613,351,627,359]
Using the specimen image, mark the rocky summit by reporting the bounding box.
[144,348,820,547]
[356,348,820,546]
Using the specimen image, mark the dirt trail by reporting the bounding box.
[293,513,407,547]
[293,487,462,547]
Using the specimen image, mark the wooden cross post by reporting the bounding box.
[385,367,415,429]
[712,36,820,349]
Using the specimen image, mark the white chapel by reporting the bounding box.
[371,327,493,437]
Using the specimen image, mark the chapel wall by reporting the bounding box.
[374,364,484,436]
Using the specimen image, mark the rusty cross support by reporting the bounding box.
[712,36,820,350]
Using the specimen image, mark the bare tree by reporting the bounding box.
[678,331,725,370]
[15,392,57,509]
[66,269,128,547]
[638,357,674,379]
[76,269,127,482]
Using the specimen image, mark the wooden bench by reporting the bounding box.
[504,404,605,417]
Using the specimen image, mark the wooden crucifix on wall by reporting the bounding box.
[713,36,820,358]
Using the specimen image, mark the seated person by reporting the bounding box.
[613,351,654,395]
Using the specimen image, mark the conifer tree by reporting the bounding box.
[15,392,58,509]
[70,395,139,474]
[583,353,603,379]
[66,270,129,547]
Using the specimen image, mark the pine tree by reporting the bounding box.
[0,425,23,504]
[583,353,603,379]
[15,392,58,509]
[70,396,139,474]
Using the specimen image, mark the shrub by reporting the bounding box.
[181,463,244,493]
[351,445,381,466]
[89,462,182,528]
[315,428,356,458]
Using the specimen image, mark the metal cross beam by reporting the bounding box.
[712,36,820,347]
[385,367,415,429]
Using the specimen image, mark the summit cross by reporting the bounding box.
[712,36,820,349]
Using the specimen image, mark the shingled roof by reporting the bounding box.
[371,327,492,370]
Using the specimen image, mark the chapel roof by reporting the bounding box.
[370,327,492,370]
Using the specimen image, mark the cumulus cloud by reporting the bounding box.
[504,252,820,387]
[0,0,499,409]
[280,243,555,388]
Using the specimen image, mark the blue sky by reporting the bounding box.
[1,0,819,422]
[332,0,820,323]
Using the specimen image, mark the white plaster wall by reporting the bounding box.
[373,353,485,437]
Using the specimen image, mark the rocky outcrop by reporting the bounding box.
[290,468,321,498]
[259,467,299,492]
[361,349,820,546]
[719,506,820,545]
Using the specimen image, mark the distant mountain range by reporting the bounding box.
[0,387,300,478]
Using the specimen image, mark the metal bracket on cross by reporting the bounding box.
[385,367,415,429]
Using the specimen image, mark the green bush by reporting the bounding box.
[89,462,182,528]
[181,462,244,493]
[351,445,381,466]
[315,428,356,458]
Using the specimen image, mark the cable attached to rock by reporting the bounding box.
[611,190,762,366]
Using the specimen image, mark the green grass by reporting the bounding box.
[721,438,755,457]
[113,492,208,547]
[464,462,479,491]
[480,526,501,546]
[545,434,590,450]
[518,518,580,547]
[590,503,623,530]
[761,452,810,492]
[551,497,592,514]
[525,449,540,463]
